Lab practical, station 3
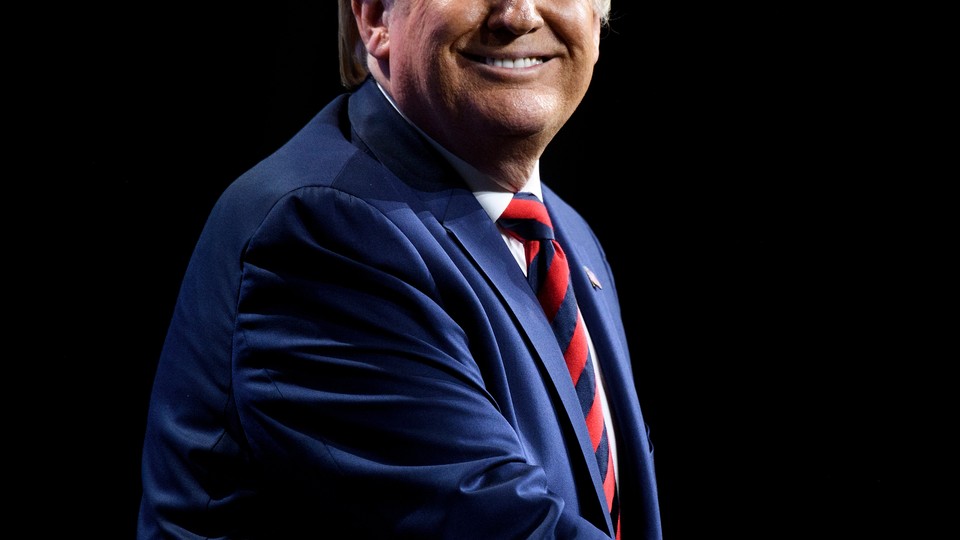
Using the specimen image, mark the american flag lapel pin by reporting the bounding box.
[584,266,602,289]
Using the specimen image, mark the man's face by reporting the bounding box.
[383,0,601,154]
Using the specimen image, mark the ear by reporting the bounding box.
[591,13,602,66]
[353,0,391,61]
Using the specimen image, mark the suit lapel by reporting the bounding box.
[549,194,643,436]
[556,221,639,416]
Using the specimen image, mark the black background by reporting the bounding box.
[35,2,947,538]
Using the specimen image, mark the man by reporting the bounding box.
[138,0,661,538]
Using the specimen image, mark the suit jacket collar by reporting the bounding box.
[348,79,457,195]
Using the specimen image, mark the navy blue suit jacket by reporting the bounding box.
[138,79,661,539]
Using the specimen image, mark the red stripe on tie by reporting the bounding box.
[538,241,568,320]
[525,240,541,269]
[564,315,589,387]
[585,384,605,450]
[508,198,552,228]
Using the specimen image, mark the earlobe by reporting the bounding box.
[592,16,601,64]
[594,15,602,48]
[354,0,390,60]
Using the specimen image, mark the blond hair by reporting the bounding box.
[338,0,612,88]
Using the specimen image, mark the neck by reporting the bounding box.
[444,134,546,193]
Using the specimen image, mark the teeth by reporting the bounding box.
[485,57,543,68]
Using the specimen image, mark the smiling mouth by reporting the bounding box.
[484,57,544,68]
[464,52,546,68]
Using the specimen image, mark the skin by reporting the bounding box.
[354,0,602,191]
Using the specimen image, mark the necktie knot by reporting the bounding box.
[497,193,559,293]
[498,192,555,243]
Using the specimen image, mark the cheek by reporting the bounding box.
[554,7,602,63]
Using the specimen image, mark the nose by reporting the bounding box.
[487,0,544,35]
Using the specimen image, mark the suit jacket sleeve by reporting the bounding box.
[234,181,615,537]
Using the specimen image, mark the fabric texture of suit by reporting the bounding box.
[138,78,662,539]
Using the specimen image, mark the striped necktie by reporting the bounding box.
[498,192,620,539]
